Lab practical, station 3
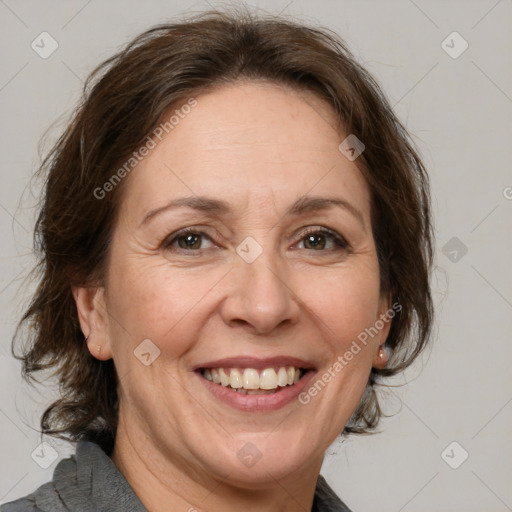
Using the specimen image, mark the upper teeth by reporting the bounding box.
[202,366,301,390]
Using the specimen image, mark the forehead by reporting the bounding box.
[118,81,371,221]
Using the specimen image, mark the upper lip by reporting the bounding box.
[193,356,316,371]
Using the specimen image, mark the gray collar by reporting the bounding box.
[3,441,352,511]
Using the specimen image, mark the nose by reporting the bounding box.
[219,253,301,335]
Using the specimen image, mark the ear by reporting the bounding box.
[72,285,113,361]
[371,292,394,369]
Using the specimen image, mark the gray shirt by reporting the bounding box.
[1,441,352,511]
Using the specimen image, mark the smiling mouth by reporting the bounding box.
[199,366,307,394]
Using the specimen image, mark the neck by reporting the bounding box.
[111,421,323,512]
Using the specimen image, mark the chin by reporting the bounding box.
[197,430,323,489]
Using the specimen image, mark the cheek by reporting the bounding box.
[294,261,381,345]
[106,257,228,358]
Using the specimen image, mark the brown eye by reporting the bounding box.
[163,229,214,251]
[298,228,349,251]
[177,233,202,250]
[303,233,327,250]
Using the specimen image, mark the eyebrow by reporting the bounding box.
[140,194,366,231]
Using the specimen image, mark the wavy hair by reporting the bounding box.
[13,8,434,454]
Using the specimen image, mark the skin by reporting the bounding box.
[73,81,391,512]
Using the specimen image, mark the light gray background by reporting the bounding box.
[1,1,511,510]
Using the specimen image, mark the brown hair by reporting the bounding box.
[14,8,434,454]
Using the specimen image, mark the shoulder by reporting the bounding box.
[313,474,354,512]
[0,480,63,512]
[0,499,39,512]
[0,453,78,512]
[0,498,39,512]
[1,441,145,512]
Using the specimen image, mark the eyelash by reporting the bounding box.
[162,226,350,254]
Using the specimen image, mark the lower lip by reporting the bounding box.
[196,370,316,412]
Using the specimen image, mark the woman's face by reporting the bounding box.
[77,81,391,488]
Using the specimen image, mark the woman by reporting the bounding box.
[3,9,434,512]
